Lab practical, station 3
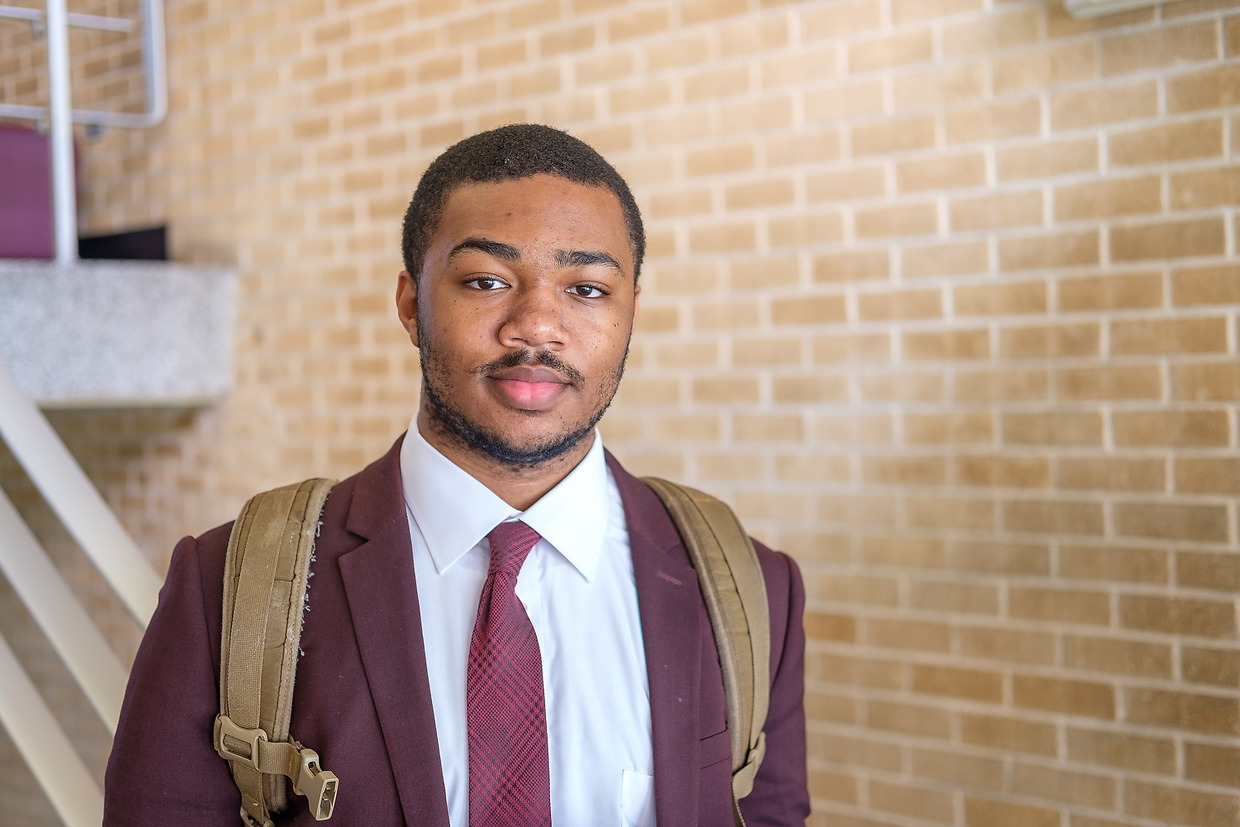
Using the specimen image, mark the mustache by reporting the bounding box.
[473,349,587,386]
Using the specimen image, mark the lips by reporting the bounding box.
[488,366,571,410]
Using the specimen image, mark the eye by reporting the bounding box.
[568,284,607,299]
[465,276,508,291]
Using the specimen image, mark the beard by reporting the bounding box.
[417,333,629,472]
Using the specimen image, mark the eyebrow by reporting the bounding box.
[447,236,624,275]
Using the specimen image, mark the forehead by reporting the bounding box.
[430,175,634,271]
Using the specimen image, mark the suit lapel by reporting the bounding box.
[338,439,451,827]
[609,454,703,827]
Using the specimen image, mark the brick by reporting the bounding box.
[1058,365,1162,401]
[905,412,994,444]
[811,333,891,363]
[1183,645,1240,688]
[912,664,1002,703]
[691,375,760,404]
[1110,118,1225,166]
[773,452,851,483]
[1113,409,1229,447]
[812,572,900,606]
[1059,457,1166,493]
[802,0,883,40]
[805,689,857,725]
[1185,742,1240,787]
[857,288,942,321]
[1013,674,1116,719]
[685,64,751,102]
[1176,457,1240,495]
[896,152,987,192]
[945,98,1041,143]
[1114,502,1229,543]
[993,42,1097,93]
[761,134,841,171]
[1126,688,1240,738]
[812,250,890,283]
[911,747,1005,791]
[1115,317,1229,355]
[807,166,886,202]
[955,367,1050,403]
[996,138,1099,180]
[1011,763,1116,810]
[910,580,999,614]
[906,495,996,530]
[889,0,983,23]
[849,30,933,73]
[1059,271,1163,312]
[772,374,849,403]
[807,768,858,804]
[771,213,846,248]
[1101,21,1218,76]
[862,455,948,486]
[868,779,954,822]
[735,415,805,441]
[1168,65,1240,113]
[999,230,1099,271]
[608,6,669,41]
[964,796,1060,827]
[902,241,989,278]
[1050,80,1158,130]
[943,7,1042,56]
[952,541,1050,576]
[1172,361,1240,401]
[728,258,800,291]
[1179,550,1240,592]
[804,79,888,119]
[771,294,847,325]
[959,626,1056,665]
[903,328,990,361]
[685,143,754,176]
[1067,726,1175,773]
[955,281,1048,316]
[812,731,901,772]
[1005,500,1105,536]
[893,63,987,110]
[1119,594,1235,637]
[867,618,952,654]
[861,534,947,569]
[689,222,756,253]
[1011,586,1110,625]
[1055,175,1161,221]
[1175,166,1240,213]
[655,415,721,442]
[852,116,938,157]
[961,714,1058,755]
[950,190,1044,232]
[855,202,938,238]
[1064,634,1173,678]
[956,455,1051,489]
[1001,323,1100,359]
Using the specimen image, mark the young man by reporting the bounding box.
[104,125,808,826]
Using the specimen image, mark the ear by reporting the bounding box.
[395,270,419,348]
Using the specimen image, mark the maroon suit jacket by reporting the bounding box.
[104,439,809,825]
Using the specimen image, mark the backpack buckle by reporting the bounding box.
[214,714,266,770]
[292,746,339,820]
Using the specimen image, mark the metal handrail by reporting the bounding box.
[0,361,161,626]
[0,0,167,130]
[0,0,167,262]
[0,632,103,827]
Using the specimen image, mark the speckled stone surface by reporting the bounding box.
[0,260,235,407]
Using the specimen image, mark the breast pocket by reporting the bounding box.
[698,728,732,769]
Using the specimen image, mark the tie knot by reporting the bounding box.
[486,520,541,577]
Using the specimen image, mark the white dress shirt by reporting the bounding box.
[400,422,655,827]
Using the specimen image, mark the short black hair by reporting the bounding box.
[400,124,645,281]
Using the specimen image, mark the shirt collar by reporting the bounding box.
[399,420,611,582]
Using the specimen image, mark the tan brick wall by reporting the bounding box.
[3,0,1240,824]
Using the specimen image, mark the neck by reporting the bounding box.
[416,412,594,511]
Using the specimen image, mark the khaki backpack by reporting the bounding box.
[213,476,770,827]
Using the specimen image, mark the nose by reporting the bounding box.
[499,284,566,350]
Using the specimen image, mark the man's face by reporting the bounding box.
[396,174,639,470]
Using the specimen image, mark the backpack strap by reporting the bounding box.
[642,477,770,827]
[213,478,339,826]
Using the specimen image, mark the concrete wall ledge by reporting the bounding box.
[0,260,235,408]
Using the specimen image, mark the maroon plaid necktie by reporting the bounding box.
[467,520,552,827]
